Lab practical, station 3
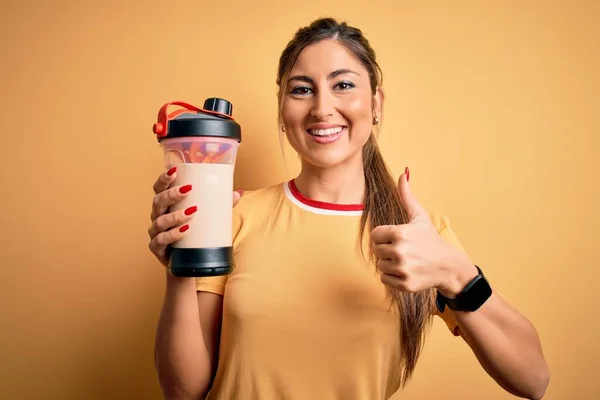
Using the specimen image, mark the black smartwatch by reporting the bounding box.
[436,265,492,312]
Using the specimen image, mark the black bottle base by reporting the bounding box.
[168,246,233,277]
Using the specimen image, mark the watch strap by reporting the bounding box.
[436,265,492,313]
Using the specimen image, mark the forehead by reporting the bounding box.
[290,39,367,77]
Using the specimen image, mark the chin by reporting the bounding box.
[299,146,363,170]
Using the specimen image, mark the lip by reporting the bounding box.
[306,123,347,130]
[306,126,346,144]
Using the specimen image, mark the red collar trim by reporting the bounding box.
[288,180,364,212]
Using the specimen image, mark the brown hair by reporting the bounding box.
[276,17,435,387]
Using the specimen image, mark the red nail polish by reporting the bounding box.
[405,167,410,182]
[237,189,244,196]
[166,166,177,176]
[184,206,197,215]
[179,224,189,233]
[179,185,192,194]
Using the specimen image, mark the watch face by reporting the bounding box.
[463,276,493,312]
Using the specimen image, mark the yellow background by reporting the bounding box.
[1,1,598,399]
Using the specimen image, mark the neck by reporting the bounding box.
[294,156,365,205]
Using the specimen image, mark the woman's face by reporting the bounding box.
[280,39,382,170]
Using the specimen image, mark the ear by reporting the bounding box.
[373,86,384,122]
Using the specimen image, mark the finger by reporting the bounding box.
[372,225,410,245]
[380,272,405,287]
[233,189,244,207]
[149,224,189,256]
[397,169,428,220]
[380,273,417,292]
[370,225,396,244]
[151,184,193,221]
[376,258,399,275]
[148,206,197,239]
[372,243,396,260]
[153,166,178,195]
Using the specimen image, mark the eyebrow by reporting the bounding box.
[288,68,360,84]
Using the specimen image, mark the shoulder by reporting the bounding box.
[238,182,284,202]
[426,208,451,233]
[421,203,466,252]
[230,181,288,248]
[232,181,288,227]
[417,198,464,247]
[417,199,451,233]
[235,181,285,211]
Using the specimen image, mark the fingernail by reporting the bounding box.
[179,185,192,194]
[179,224,189,233]
[237,189,244,196]
[166,166,177,176]
[184,206,197,215]
[405,167,410,182]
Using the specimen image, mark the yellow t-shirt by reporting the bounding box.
[196,180,462,399]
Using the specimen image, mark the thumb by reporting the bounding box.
[398,167,427,220]
[232,189,245,207]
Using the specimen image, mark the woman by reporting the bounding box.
[148,18,549,400]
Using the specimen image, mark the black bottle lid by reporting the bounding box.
[152,99,241,142]
[203,98,233,116]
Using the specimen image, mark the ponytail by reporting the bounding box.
[360,134,436,387]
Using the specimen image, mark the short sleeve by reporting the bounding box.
[196,275,228,295]
[435,296,460,336]
[429,211,466,337]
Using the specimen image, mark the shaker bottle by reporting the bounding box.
[152,98,242,277]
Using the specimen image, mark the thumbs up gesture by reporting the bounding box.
[370,168,476,297]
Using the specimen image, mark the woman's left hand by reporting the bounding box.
[370,171,478,298]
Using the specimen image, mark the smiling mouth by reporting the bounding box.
[307,126,347,136]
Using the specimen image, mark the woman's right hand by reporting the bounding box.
[148,166,244,267]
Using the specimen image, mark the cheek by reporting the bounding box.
[281,103,312,145]
[280,104,304,147]
[281,99,306,126]
[344,95,373,130]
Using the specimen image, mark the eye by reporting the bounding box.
[290,86,313,95]
[334,81,355,90]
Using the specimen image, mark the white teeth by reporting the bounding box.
[308,126,344,136]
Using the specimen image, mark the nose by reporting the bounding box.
[311,90,335,120]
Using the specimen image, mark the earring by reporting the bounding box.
[281,126,286,132]
[372,116,379,125]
